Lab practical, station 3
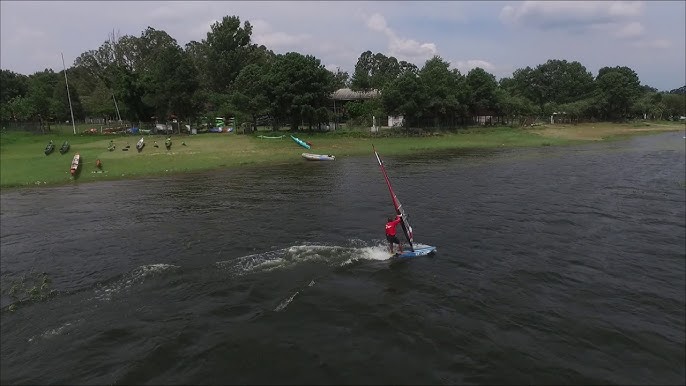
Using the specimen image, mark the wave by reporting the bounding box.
[274,291,300,312]
[27,318,85,343]
[273,279,317,313]
[215,241,395,276]
[92,263,180,301]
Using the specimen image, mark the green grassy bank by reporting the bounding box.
[1,122,683,189]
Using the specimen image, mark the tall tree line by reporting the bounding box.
[1,15,684,129]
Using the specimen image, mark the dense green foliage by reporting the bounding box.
[1,14,684,130]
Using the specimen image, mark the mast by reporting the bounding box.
[112,93,122,122]
[61,52,76,135]
[109,29,122,124]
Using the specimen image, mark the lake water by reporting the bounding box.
[1,131,684,384]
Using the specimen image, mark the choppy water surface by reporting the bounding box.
[1,131,684,385]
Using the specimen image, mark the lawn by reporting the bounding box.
[1,121,683,188]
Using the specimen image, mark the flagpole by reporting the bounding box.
[61,52,76,135]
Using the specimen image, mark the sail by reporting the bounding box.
[373,145,414,251]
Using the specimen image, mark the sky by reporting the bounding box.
[1,0,684,91]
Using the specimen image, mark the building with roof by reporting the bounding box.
[330,88,381,130]
[331,88,380,101]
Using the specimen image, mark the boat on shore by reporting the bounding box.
[70,153,80,176]
[44,140,55,155]
[59,141,70,154]
[301,153,335,161]
[290,135,311,150]
[258,135,285,139]
[136,137,145,152]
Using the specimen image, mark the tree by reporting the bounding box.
[265,52,335,130]
[418,56,465,127]
[350,51,374,91]
[231,63,271,130]
[26,70,60,125]
[345,98,384,127]
[73,28,201,122]
[331,68,349,89]
[465,67,498,117]
[662,93,685,119]
[1,96,35,121]
[595,66,641,120]
[52,74,85,122]
[640,84,658,93]
[74,33,147,121]
[382,71,426,126]
[112,67,151,122]
[0,70,29,106]
[79,81,118,119]
[495,88,536,125]
[509,59,594,115]
[200,16,257,93]
[399,60,419,76]
[134,27,199,120]
[535,59,594,105]
[350,51,403,91]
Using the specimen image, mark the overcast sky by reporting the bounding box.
[1,1,684,91]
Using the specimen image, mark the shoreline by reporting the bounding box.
[1,123,683,191]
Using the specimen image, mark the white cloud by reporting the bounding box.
[613,22,644,39]
[389,39,437,59]
[148,3,206,23]
[366,13,389,33]
[500,1,644,29]
[607,1,644,17]
[632,39,671,49]
[364,13,437,62]
[251,19,310,48]
[585,20,646,40]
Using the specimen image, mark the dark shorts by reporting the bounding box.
[386,234,400,244]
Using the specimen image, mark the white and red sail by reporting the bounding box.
[373,145,414,251]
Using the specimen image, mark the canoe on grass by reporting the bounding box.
[70,153,80,176]
[44,140,55,155]
[136,137,145,152]
[59,141,70,154]
[258,135,285,139]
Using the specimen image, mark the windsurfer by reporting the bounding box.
[385,214,404,255]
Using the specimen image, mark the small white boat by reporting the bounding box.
[301,153,335,161]
[136,137,145,152]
